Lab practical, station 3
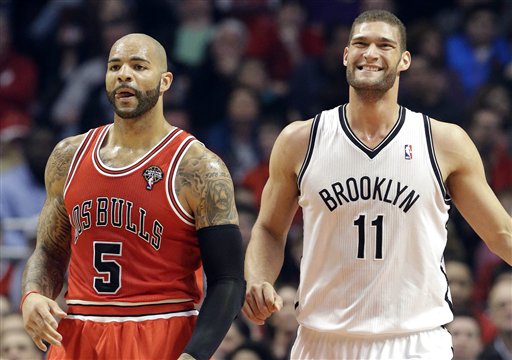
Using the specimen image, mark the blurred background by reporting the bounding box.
[1,0,511,359]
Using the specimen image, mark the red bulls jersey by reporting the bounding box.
[63,125,201,316]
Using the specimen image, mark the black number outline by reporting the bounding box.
[353,214,384,260]
[93,241,122,294]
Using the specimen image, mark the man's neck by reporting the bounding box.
[110,113,172,151]
[345,94,400,148]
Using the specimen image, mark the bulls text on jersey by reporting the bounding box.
[69,197,163,250]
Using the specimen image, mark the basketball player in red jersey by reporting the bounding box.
[20,33,245,360]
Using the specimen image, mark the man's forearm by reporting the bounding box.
[245,225,286,284]
[22,246,68,299]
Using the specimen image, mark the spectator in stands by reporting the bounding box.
[0,127,58,307]
[242,118,283,209]
[0,327,43,360]
[236,57,287,118]
[0,10,38,121]
[186,18,249,137]
[446,258,497,344]
[0,294,11,317]
[0,312,24,335]
[204,86,261,183]
[50,17,136,136]
[479,278,512,359]
[215,318,252,360]
[287,23,350,119]
[468,107,512,192]
[445,4,511,101]
[171,0,214,71]
[225,341,276,360]
[447,311,484,360]
[246,0,324,82]
[400,54,464,126]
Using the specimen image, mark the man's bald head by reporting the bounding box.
[110,33,168,73]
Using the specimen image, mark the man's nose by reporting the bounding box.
[117,65,133,82]
[364,44,379,61]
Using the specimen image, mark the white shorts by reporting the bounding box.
[290,325,453,360]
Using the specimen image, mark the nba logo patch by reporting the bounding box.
[404,144,413,160]
[143,165,163,190]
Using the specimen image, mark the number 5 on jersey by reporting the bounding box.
[93,241,122,294]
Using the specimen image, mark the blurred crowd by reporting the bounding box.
[1,0,512,359]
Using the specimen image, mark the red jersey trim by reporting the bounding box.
[66,300,196,317]
[66,309,198,322]
[92,125,182,176]
[63,129,97,197]
[166,137,198,226]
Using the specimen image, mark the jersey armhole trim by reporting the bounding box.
[423,115,451,205]
[440,263,454,315]
[63,129,97,198]
[297,113,321,191]
[166,137,198,226]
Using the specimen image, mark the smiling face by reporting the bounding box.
[344,21,410,95]
[105,34,171,119]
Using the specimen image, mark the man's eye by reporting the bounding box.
[110,65,120,71]
[135,64,146,70]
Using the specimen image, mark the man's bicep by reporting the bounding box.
[447,136,510,243]
[35,136,79,254]
[256,174,299,238]
[178,145,239,229]
[255,133,301,239]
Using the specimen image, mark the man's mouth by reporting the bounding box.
[115,88,136,98]
[357,65,382,72]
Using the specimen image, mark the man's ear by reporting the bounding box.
[399,51,411,72]
[160,71,173,92]
[343,47,349,67]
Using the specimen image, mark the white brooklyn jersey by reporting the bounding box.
[296,105,453,335]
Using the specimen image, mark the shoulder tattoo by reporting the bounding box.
[45,141,75,189]
[177,149,238,227]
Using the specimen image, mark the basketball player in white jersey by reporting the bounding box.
[243,10,512,360]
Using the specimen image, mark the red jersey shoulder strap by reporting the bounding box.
[165,133,200,226]
[63,127,106,197]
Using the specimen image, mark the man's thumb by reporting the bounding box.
[273,295,284,312]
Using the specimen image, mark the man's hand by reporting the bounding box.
[178,353,196,360]
[243,281,283,325]
[21,292,67,351]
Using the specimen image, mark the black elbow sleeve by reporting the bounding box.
[182,224,246,360]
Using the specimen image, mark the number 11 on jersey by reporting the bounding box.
[353,214,384,260]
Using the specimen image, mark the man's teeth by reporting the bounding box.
[362,66,379,71]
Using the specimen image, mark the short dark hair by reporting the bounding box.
[349,10,407,52]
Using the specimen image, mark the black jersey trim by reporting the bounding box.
[297,113,321,190]
[440,264,454,314]
[423,115,451,205]
[339,104,405,159]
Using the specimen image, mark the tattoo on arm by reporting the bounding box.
[22,138,77,299]
[177,149,238,228]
